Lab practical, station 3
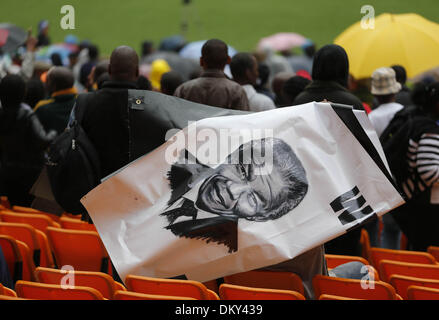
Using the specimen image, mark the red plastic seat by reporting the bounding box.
[0,222,41,267]
[59,217,97,232]
[35,267,124,299]
[379,259,439,283]
[389,274,439,300]
[46,227,109,272]
[125,274,216,300]
[114,290,197,300]
[312,274,398,300]
[407,285,439,300]
[369,247,436,269]
[223,270,304,296]
[219,283,305,300]
[0,210,60,233]
[427,246,439,263]
[15,280,105,300]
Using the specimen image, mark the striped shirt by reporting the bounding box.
[402,133,439,199]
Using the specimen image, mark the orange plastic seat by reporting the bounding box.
[219,283,305,300]
[15,240,36,281]
[0,235,23,283]
[223,270,304,296]
[0,221,53,268]
[427,246,439,263]
[379,259,439,283]
[318,294,362,300]
[389,274,439,300]
[0,283,17,297]
[61,212,82,220]
[34,230,55,268]
[0,210,60,233]
[369,247,436,269]
[312,275,398,300]
[0,294,27,300]
[114,290,197,300]
[0,196,11,209]
[125,274,215,300]
[59,217,97,232]
[12,206,61,224]
[407,285,439,300]
[202,279,219,294]
[360,228,371,261]
[35,267,122,299]
[15,280,105,300]
[325,254,370,269]
[46,227,109,272]
[0,222,41,267]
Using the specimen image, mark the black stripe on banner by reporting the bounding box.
[330,103,402,196]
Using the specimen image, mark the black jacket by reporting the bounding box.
[0,104,55,172]
[80,81,248,180]
[293,44,365,111]
[0,103,55,205]
[293,80,365,111]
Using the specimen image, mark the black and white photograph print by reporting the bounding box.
[161,137,309,253]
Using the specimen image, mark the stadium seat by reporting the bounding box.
[35,267,122,299]
[312,274,398,300]
[223,270,304,296]
[59,216,97,232]
[325,254,370,269]
[0,222,41,267]
[318,294,362,300]
[379,259,439,283]
[0,221,53,268]
[0,196,11,209]
[360,228,371,261]
[389,274,439,300]
[61,213,82,220]
[15,240,36,281]
[219,283,305,300]
[369,247,436,269]
[15,280,105,300]
[46,227,109,272]
[202,279,219,293]
[34,229,55,268]
[113,290,197,300]
[427,246,439,262]
[125,274,215,300]
[407,285,439,300]
[0,283,17,297]
[0,235,23,283]
[12,206,62,224]
[0,210,60,233]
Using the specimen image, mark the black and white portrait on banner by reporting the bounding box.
[160,137,309,253]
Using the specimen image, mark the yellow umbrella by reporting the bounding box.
[334,13,439,79]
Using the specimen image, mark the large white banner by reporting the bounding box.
[81,102,404,283]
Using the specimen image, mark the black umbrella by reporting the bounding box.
[0,23,27,54]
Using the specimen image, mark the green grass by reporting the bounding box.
[1,0,438,56]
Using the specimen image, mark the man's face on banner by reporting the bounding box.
[195,138,307,220]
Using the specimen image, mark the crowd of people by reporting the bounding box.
[1,21,439,299]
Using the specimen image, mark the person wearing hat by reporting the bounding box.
[149,59,171,91]
[366,67,404,251]
[368,67,404,138]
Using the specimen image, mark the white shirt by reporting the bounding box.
[368,102,404,137]
[242,84,276,112]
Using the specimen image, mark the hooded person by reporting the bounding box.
[0,75,56,206]
[292,44,365,111]
[384,82,439,251]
